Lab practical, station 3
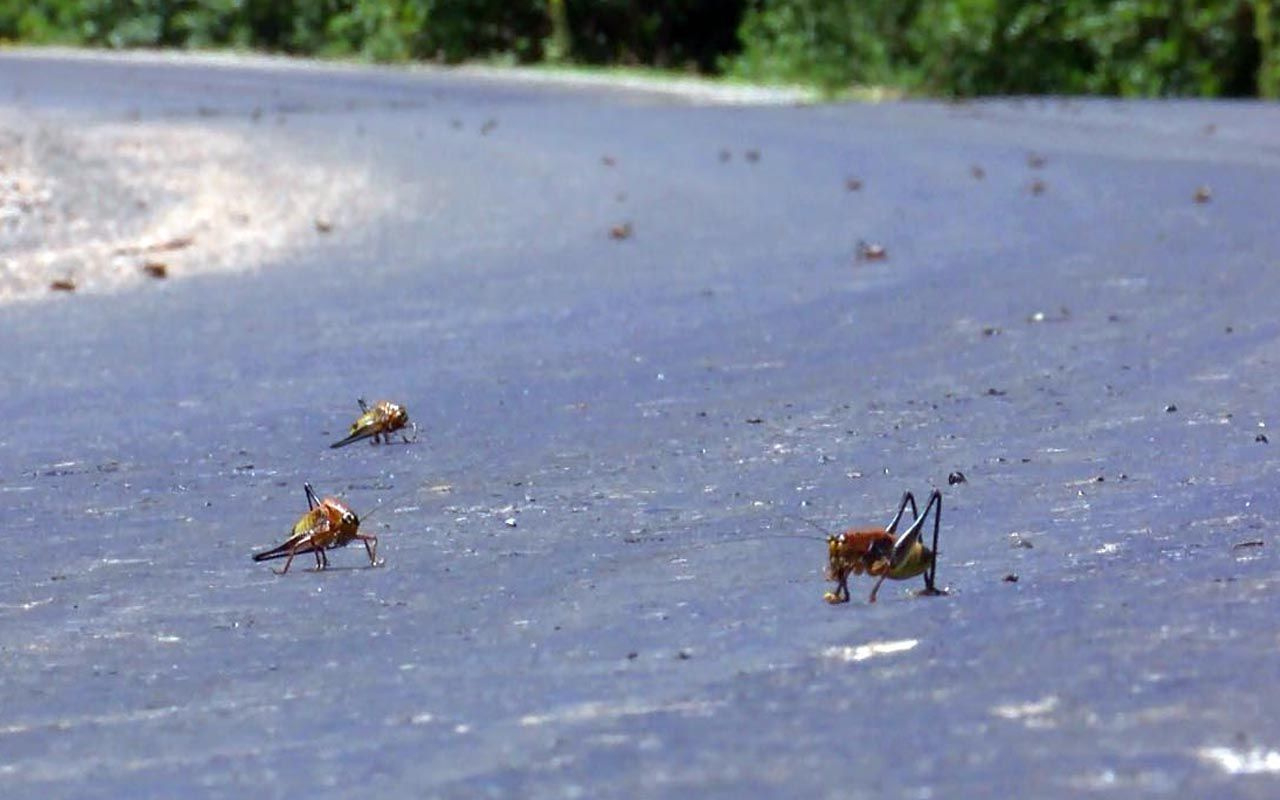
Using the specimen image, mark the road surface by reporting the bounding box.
[2,51,1280,799]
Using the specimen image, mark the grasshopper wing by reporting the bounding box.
[329,427,378,448]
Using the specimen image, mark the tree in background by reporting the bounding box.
[546,0,570,61]
[1257,0,1280,95]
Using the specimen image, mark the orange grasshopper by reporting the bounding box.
[330,398,416,448]
[252,483,380,574]
[820,489,946,604]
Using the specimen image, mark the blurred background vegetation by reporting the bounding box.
[1,0,1277,97]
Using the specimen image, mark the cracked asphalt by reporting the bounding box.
[3,51,1280,799]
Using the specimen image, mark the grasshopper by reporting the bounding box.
[253,483,380,574]
[822,489,946,604]
[330,398,416,448]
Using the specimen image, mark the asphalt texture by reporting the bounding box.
[3,53,1280,799]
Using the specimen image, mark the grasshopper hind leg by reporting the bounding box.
[869,573,888,603]
[885,491,920,534]
[273,547,299,575]
[918,489,947,597]
[270,541,326,576]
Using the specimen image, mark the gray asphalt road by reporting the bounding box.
[3,52,1280,799]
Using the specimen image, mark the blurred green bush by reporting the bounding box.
[730,0,1266,96]
[1,0,1276,97]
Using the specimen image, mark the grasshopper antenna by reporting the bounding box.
[356,496,396,526]
[777,511,836,542]
[355,482,426,526]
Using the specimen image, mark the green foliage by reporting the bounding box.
[728,0,915,89]
[730,0,1266,96]
[1261,0,1280,96]
[905,0,1096,95]
[318,0,421,60]
[0,2,75,43]
[0,0,548,63]
[410,0,548,63]
[170,1,253,50]
[1062,0,1257,96]
[1,1,1277,97]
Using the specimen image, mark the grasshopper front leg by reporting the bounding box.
[824,569,851,604]
[356,534,381,567]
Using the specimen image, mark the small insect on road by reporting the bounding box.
[329,398,417,448]
[823,489,946,604]
[252,483,380,574]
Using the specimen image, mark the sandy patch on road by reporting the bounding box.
[0,108,389,303]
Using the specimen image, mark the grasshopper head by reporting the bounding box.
[826,534,843,579]
[322,497,360,533]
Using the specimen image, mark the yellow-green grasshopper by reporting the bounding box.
[252,483,380,574]
[823,489,946,604]
[330,398,417,448]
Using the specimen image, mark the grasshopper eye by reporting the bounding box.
[345,512,359,527]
